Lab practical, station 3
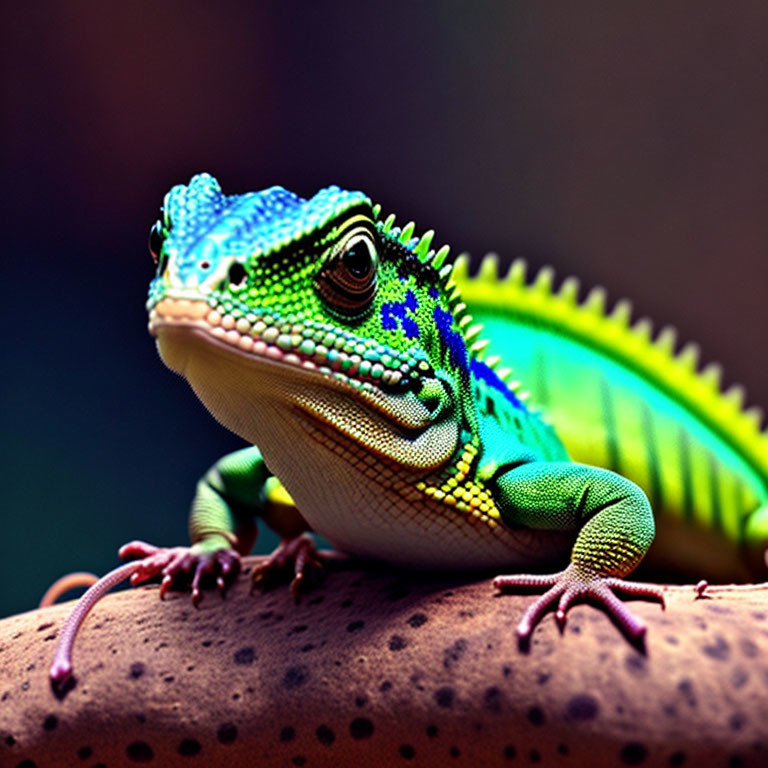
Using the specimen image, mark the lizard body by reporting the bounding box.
[49,173,768,682]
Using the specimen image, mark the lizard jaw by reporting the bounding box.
[150,297,459,470]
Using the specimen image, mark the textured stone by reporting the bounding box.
[1,557,767,767]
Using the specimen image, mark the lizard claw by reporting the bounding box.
[251,533,325,601]
[494,564,665,643]
[119,539,241,605]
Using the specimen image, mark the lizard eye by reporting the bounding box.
[316,228,378,316]
[149,220,166,268]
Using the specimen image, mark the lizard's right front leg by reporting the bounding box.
[50,446,308,685]
[121,445,310,604]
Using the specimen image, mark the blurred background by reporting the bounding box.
[1,1,766,618]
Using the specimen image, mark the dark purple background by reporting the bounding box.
[2,1,767,617]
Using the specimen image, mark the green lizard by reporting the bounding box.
[50,173,768,683]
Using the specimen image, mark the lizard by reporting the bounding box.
[49,173,768,684]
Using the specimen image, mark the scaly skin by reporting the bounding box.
[50,174,768,683]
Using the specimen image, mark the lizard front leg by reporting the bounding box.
[491,461,664,642]
[51,446,311,685]
[122,446,312,604]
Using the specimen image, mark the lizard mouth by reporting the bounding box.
[148,296,445,437]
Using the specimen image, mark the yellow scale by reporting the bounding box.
[416,441,502,529]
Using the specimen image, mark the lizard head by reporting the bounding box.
[147,173,478,470]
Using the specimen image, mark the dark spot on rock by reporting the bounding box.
[177,738,201,757]
[126,740,154,762]
[380,681,392,692]
[354,695,368,708]
[705,603,732,614]
[410,672,425,691]
[669,751,686,766]
[289,625,308,635]
[752,611,766,621]
[504,745,517,759]
[201,640,212,648]
[291,757,306,767]
[234,647,255,665]
[530,748,541,762]
[163,675,175,683]
[280,726,295,743]
[442,638,468,670]
[450,746,461,757]
[484,686,503,714]
[566,694,600,721]
[625,653,647,675]
[350,717,374,740]
[677,678,696,707]
[283,665,309,689]
[37,622,54,632]
[300,643,315,653]
[665,635,680,646]
[217,723,237,744]
[389,635,407,651]
[502,664,513,678]
[5,735,16,746]
[76,746,92,759]
[42,714,58,731]
[739,638,759,658]
[316,725,335,745]
[730,667,749,689]
[620,742,648,764]
[407,613,428,628]
[729,712,747,731]
[702,635,730,661]
[558,744,570,755]
[347,621,365,633]
[434,687,455,708]
[536,672,550,685]
[136,714,147,724]
[426,725,438,739]
[527,706,546,726]
[662,704,677,718]
[399,744,415,759]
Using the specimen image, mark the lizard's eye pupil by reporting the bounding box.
[149,220,165,268]
[316,228,378,317]
[343,241,374,279]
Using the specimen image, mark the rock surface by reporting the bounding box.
[1,558,767,767]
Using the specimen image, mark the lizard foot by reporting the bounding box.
[251,533,324,601]
[118,540,241,606]
[494,564,665,644]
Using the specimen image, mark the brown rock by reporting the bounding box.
[1,558,767,767]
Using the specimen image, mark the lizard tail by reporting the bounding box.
[49,562,142,687]
[39,572,99,608]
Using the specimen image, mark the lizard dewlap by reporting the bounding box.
[50,173,768,684]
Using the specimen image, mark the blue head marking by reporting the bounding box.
[434,306,469,374]
[470,359,527,411]
[381,289,420,339]
[160,173,370,285]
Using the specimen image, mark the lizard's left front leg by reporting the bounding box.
[491,461,664,642]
